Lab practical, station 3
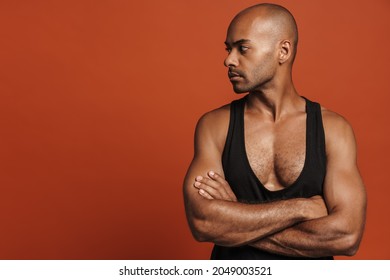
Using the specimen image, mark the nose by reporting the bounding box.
[224,51,238,68]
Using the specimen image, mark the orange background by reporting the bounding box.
[0,0,389,259]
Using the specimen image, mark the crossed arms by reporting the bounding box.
[183,108,366,258]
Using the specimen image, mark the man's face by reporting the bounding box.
[224,16,279,93]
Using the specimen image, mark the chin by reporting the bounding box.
[232,86,249,94]
[231,80,255,94]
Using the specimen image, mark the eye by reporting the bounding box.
[225,47,232,53]
[239,46,249,53]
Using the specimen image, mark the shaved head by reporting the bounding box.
[229,3,298,63]
[224,3,300,93]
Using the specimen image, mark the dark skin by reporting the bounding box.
[183,4,366,258]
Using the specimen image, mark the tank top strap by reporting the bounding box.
[222,96,246,167]
[302,96,327,171]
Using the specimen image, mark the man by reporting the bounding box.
[183,3,366,259]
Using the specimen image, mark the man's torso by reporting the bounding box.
[210,94,331,259]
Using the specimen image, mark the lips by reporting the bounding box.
[228,71,244,81]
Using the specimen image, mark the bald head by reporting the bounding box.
[229,3,298,63]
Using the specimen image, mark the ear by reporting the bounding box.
[279,40,292,64]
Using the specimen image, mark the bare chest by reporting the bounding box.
[244,114,306,191]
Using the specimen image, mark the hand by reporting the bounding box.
[193,171,237,202]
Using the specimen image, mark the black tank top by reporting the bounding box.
[210,95,333,260]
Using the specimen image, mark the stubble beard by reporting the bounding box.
[231,56,277,94]
[232,82,250,94]
[232,73,274,94]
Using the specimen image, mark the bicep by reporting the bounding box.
[183,112,227,222]
[323,118,366,237]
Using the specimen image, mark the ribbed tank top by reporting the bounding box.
[210,95,333,260]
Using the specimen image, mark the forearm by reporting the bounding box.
[188,197,318,247]
[250,212,362,258]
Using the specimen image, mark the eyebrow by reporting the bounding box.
[224,39,251,46]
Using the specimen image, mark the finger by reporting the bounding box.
[198,176,233,200]
[208,171,237,201]
[208,171,227,184]
[207,171,229,192]
[194,181,224,200]
[195,176,229,199]
[198,189,214,200]
[195,176,220,189]
[194,175,236,201]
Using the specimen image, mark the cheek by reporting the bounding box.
[247,59,276,84]
[255,53,277,73]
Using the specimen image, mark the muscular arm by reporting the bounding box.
[183,109,327,247]
[249,112,367,257]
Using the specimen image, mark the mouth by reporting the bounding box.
[228,71,244,81]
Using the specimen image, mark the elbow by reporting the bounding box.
[186,201,225,244]
[193,232,209,243]
[338,233,362,256]
[345,247,358,257]
[328,210,366,256]
[189,217,243,247]
[189,217,213,243]
[191,226,208,243]
[345,234,361,256]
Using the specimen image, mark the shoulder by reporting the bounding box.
[321,106,355,137]
[320,105,357,156]
[195,103,231,154]
[197,103,230,131]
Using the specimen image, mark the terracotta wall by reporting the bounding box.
[0,0,389,259]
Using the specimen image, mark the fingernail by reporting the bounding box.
[196,176,203,181]
[194,182,201,187]
[209,171,215,176]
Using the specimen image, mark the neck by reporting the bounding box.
[246,75,303,121]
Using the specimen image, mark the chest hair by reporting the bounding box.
[245,114,306,190]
